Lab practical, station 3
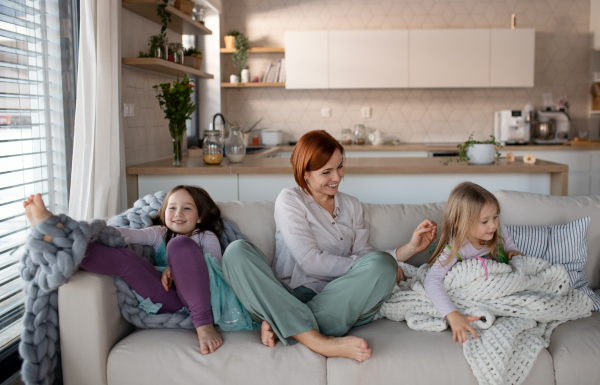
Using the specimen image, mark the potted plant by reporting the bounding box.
[441,133,503,165]
[224,30,240,50]
[232,33,249,81]
[153,75,196,166]
[184,47,202,69]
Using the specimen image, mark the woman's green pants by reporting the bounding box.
[222,240,397,345]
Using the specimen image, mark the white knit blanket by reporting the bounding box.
[377,255,592,385]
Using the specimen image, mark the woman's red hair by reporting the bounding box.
[290,130,344,192]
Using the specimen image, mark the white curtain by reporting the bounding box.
[69,0,126,220]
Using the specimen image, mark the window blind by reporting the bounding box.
[0,0,70,352]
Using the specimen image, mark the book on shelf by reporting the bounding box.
[262,59,286,84]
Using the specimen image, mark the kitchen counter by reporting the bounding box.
[126,148,569,204]
[278,143,600,152]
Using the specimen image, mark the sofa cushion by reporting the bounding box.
[107,328,326,385]
[327,319,555,385]
[218,200,276,264]
[362,201,446,267]
[494,191,600,290]
[548,312,600,385]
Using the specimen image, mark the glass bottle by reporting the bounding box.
[169,42,184,65]
[353,124,366,145]
[225,125,246,163]
[202,131,224,165]
[341,128,352,145]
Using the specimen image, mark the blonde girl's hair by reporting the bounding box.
[152,185,224,246]
[427,182,505,266]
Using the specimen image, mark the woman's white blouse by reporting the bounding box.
[273,186,397,293]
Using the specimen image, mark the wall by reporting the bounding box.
[121,9,185,166]
[221,0,592,143]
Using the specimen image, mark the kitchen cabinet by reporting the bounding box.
[490,29,535,87]
[592,0,600,51]
[285,31,328,89]
[409,29,490,88]
[499,150,600,196]
[329,30,409,89]
[284,29,535,90]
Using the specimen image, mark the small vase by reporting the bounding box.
[466,144,496,165]
[172,135,184,166]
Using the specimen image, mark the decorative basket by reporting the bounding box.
[193,53,203,70]
[174,0,194,16]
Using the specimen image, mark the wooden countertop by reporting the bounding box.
[278,144,600,152]
[127,152,568,176]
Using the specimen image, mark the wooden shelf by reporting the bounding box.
[220,47,285,53]
[590,110,600,115]
[122,58,214,79]
[221,82,285,88]
[122,0,212,35]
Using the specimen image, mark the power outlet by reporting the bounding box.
[361,107,371,118]
[123,104,135,117]
[321,107,331,117]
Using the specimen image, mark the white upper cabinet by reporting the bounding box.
[409,29,490,88]
[284,29,535,89]
[490,29,535,87]
[593,0,600,50]
[285,31,328,89]
[329,30,409,89]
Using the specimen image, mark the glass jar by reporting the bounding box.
[225,126,246,163]
[202,131,224,165]
[169,42,184,65]
[353,124,366,145]
[192,5,205,24]
[341,128,352,145]
[151,36,168,60]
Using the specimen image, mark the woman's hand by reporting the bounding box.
[408,219,437,254]
[395,219,438,262]
[161,266,173,291]
[446,311,479,345]
[396,265,405,283]
[507,250,524,260]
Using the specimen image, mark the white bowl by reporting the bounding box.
[261,129,283,146]
[466,144,496,165]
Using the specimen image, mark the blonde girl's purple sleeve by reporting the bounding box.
[501,223,519,252]
[423,249,459,319]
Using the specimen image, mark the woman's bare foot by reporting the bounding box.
[293,330,372,362]
[261,320,279,347]
[196,324,223,355]
[24,194,60,242]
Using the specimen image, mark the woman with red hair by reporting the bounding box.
[223,130,437,362]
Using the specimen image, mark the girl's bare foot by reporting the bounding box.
[23,194,53,226]
[293,330,372,362]
[261,320,279,347]
[23,194,60,242]
[196,324,223,355]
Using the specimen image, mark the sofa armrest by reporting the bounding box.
[58,271,134,385]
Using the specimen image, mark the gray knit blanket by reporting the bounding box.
[18,192,247,385]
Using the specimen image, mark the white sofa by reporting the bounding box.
[58,190,600,385]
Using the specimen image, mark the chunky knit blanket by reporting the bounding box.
[377,256,593,385]
[18,192,247,385]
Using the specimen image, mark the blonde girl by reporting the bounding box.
[424,182,523,344]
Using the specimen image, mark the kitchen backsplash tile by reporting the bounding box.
[222,0,591,143]
[122,67,186,166]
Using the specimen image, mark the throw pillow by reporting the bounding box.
[506,217,600,311]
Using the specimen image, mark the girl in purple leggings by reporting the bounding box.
[24,185,225,355]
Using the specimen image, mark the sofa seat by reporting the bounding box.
[327,319,555,385]
[107,328,327,385]
[549,312,600,385]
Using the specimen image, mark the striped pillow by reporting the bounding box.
[506,217,600,311]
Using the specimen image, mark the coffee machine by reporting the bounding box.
[531,110,570,144]
[494,110,531,144]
